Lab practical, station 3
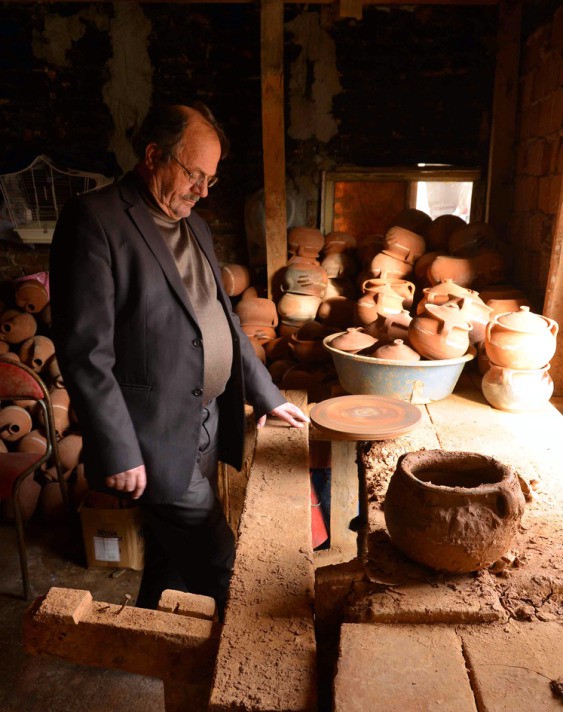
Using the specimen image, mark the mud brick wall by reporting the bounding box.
[510,3,563,308]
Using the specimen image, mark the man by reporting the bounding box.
[50,103,308,615]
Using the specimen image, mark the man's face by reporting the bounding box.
[146,125,221,220]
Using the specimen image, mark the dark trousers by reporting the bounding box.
[136,400,235,616]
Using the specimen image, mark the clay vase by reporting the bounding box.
[417,279,478,315]
[323,231,357,254]
[369,251,413,280]
[19,335,56,373]
[485,306,558,370]
[384,450,526,573]
[427,255,476,288]
[235,297,279,328]
[362,278,415,310]
[330,328,377,354]
[321,252,357,281]
[317,296,355,328]
[448,222,497,257]
[486,298,532,319]
[220,264,251,297]
[408,302,472,360]
[0,310,38,345]
[425,214,466,251]
[383,226,426,265]
[277,293,322,325]
[447,295,493,344]
[287,226,324,258]
[282,260,328,298]
[388,208,432,237]
[373,339,421,362]
[0,405,33,442]
[15,279,49,314]
[481,363,554,413]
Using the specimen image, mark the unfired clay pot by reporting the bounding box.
[317,296,355,328]
[287,226,324,258]
[481,363,554,412]
[0,310,38,345]
[447,295,493,344]
[15,279,49,314]
[356,234,385,267]
[330,328,377,354]
[425,214,466,251]
[383,226,426,265]
[486,298,532,319]
[448,222,497,257]
[485,306,558,370]
[372,339,421,362]
[282,260,328,297]
[16,428,47,456]
[236,297,279,327]
[288,334,330,363]
[413,251,447,286]
[408,303,472,360]
[321,252,357,280]
[220,264,251,297]
[362,278,415,309]
[241,324,277,342]
[324,278,358,301]
[323,231,357,254]
[427,255,475,288]
[384,450,525,573]
[247,336,266,364]
[369,251,413,280]
[417,279,478,315]
[277,293,322,324]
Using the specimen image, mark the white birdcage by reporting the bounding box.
[0,155,113,244]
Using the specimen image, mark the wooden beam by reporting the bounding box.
[261,0,287,300]
[485,0,522,236]
[543,190,563,396]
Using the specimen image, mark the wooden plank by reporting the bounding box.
[328,440,359,560]
[485,0,522,234]
[261,0,287,301]
[543,190,563,396]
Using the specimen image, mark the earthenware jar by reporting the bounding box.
[381,310,413,341]
[369,251,413,280]
[417,279,478,314]
[321,252,357,281]
[486,298,532,319]
[408,302,472,360]
[448,222,497,257]
[323,231,357,254]
[220,263,251,297]
[384,450,526,573]
[413,251,447,286]
[296,320,334,341]
[362,278,415,310]
[0,405,33,441]
[425,214,466,251]
[282,260,328,298]
[277,293,322,324]
[19,335,56,373]
[241,324,277,342]
[317,296,355,328]
[383,226,426,265]
[15,279,49,314]
[485,306,558,370]
[472,249,507,289]
[287,226,324,258]
[481,363,554,412]
[373,339,421,362]
[330,328,377,354]
[0,310,38,345]
[427,255,476,288]
[235,297,279,327]
[57,433,84,471]
[388,208,432,237]
[262,337,292,363]
[448,295,493,344]
[288,333,330,363]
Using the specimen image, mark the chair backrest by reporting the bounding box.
[0,361,46,401]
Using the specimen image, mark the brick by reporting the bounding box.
[550,86,563,134]
[524,175,540,211]
[532,64,547,103]
[460,622,563,712]
[334,624,477,712]
[539,94,555,136]
[556,137,563,173]
[158,590,217,621]
[36,587,93,625]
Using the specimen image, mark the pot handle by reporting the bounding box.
[485,320,493,343]
[549,319,559,338]
[496,491,519,520]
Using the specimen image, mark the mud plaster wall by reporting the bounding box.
[510,1,563,309]
[0,2,496,283]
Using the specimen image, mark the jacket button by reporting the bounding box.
[193,388,203,397]
[193,338,202,347]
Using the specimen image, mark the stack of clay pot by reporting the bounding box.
[320,231,359,300]
[481,306,558,412]
[234,291,279,364]
[0,273,86,524]
[220,263,252,297]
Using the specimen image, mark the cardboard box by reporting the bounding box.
[79,493,145,570]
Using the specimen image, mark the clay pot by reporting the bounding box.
[278,321,301,338]
[372,339,421,362]
[17,429,48,457]
[485,306,558,370]
[476,340,491,376]
[413,251,447,286]
[277,293,322,324]
[362,278,415,310]
[47,388,71,439]
[38,303,52,328]
[3,476,42,522]
[288,334,330,363]
[287,226,324,258]
[262,337,292,362]
[472,249,507,289]
[383,226,426,265]
[220,264,251,297]
[15,279,49,314]
[376,310,413,342]
[486,298,532,319]
[427,255,476,288]
[0,341,9,356]
[0,351,20,363]
[330,328,377,354]
[282,260,328,298]
[448,222,497,257]
[0,310,38,345]
[323,231,357,254]
[57,433,83,471]
[356,234,385,267]
[417,279,479,315]
[369,251,413,280]
[241,324,277,342]
[47,355,65,389]
[241,285,267,300]
[447,296,493,344]
[384,450,526,573]
[324,278,358,301]
[0,405,33,441]
[321,252,357,281]
[478,285,529,304]
[19,335,56,373]
[481,363,554,412]
[317,296,355,328]
[268,358,295,384]
[235,297,279,327]
[247,336,266,364]
[296,321,334,341]
[40,480,68,524]
[425,214,466,251]
[388,208,432,237]
[408,302,472,360]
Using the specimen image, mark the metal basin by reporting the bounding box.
[323,333,476,404]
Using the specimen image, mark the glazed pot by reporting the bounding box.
[417,279,479,315]
[15,279,49,314]
[0,310,38,345]
[0,405,33,441]
[425,214,466,251]
[362,278,415,310]
[388,208,432,237]
[282,260,328,297]
[321,252,357,280]
[220,263,251,297]
[408,303,472,360]
[384,450,525,573]
[287,226,325,258]
[369,251,413,280]
[383,226,426,265]
[236,297,279,327]
[485,306,558,370]
[277,293,322,324]
[330,328,377,354]
[19,335,56,373]
[481,363,554,412]
[448,222,497,257]
[372,339,420,362]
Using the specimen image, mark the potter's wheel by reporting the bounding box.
[310,395,422,441]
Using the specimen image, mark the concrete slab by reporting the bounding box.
[334,623,477,712]
[460,622,563,711]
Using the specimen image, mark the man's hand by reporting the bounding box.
[105,464,147,500]
[256,402,310,429]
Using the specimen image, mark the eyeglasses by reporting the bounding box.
[172,156,219,188]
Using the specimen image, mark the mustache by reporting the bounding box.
[183,193,199,203]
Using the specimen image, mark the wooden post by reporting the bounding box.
[261,0,287,300]
[485,0,522,237]
[543,194,563,397]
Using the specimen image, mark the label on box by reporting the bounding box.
[93,536,121,562]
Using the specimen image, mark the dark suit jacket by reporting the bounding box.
[49,171,285,504]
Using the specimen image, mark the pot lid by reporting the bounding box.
[330,328,376,352]
[495,306,549,332]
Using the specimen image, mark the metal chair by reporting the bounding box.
[0,360,68,599]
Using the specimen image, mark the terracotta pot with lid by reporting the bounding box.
[417,279,478,315]
[408,302,472,360]
[481,363,554,412]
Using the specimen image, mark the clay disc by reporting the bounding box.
[310,395,422,441]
